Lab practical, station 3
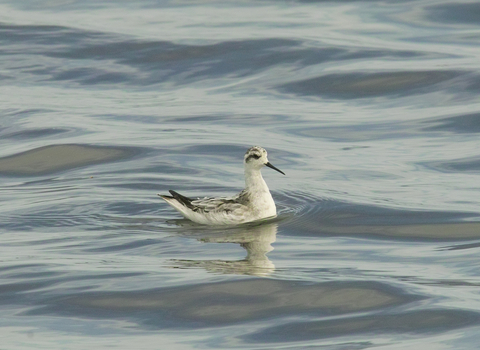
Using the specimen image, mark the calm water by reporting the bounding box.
[1,0,480,348]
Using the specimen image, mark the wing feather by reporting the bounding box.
[191,192,249,214]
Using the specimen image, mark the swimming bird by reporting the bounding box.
[159,146,285,225]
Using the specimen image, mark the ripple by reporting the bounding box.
[276,189,330,219]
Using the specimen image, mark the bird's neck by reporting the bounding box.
[245,168,269,193]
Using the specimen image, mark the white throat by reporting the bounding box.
[243,165,276,217]
[245,167,270,193]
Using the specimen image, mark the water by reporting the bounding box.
[1,0,480,348]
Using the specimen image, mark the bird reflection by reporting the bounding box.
[169,221,278,276]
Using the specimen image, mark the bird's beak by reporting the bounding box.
[265,162,285,175]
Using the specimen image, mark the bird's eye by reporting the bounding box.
[246,153,261,162]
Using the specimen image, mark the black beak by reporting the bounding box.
[265,162,285,175]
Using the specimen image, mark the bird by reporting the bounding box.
[159,146,285,225]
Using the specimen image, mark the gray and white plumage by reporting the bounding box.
[159,146,285,225]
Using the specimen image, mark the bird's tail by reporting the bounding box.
[158,190,196,210]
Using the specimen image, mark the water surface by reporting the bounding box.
[1,0,480,349]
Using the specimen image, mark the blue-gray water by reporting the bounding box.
[1,0,480,348]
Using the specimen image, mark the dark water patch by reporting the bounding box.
[423,156,480,173]
[0,72,12,79]
[164,113,293,126]
[426,3,480,26]
[341,145,371,151]
[246,309,480,343]
[52,37,421,75]
[0,144,138,176]
[297,213,480,240]
[439,241,480,251]
[46,38,313,84]
[1,23,425,86]
[3,21,443,88]
[277,70,464,99]
[27,279,419,328]
[422,112,480,134]
[465,74,480,93]
[283,194,480,240]
[0,281,54,304]
[0,22,108,46]
[2,128,71,140]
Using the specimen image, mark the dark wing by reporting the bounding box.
[167,190,198,211]
[160,190,249,214]
[191,191,250,214]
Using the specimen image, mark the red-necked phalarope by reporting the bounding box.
[159,146,285,225]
